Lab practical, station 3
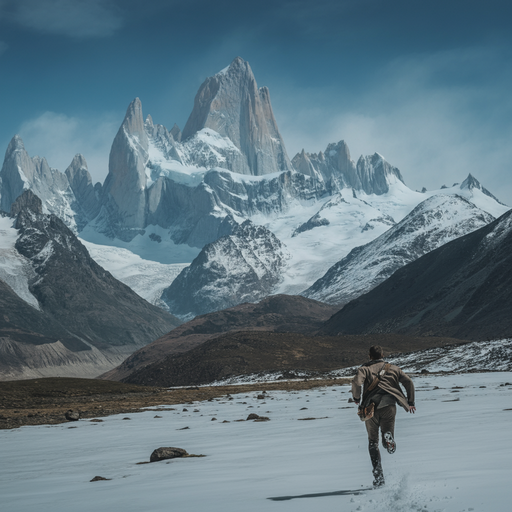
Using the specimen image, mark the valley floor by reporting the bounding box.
[1,372,511,512]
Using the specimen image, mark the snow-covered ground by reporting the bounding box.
[2,372,511,512]
[0,215,40,309]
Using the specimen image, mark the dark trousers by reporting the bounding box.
[365,404,396,444]
[365,405,396,485]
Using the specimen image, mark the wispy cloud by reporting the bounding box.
[18,111,119,183]
[2,0,123,38]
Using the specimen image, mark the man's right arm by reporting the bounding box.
[351,368,365,404]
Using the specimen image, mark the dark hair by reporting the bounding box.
[369,345,383,360]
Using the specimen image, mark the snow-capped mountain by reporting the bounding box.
[161,220,289,318]
[303,194,495,305]
[322,207,512,340]
[0,190,180,380]
[0,57,509,321]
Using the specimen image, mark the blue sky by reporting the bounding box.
[1,0,511,203]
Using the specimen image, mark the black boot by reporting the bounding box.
[369,441,385,487]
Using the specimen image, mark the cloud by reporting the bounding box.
[275,46,512,203]
[18,111,119,183]
[3,0,123,38]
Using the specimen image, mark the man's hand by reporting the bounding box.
[353,398,360,405]
[409,406,416,414]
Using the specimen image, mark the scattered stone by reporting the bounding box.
[247,413,260,420]
[420,369,429,374]
[150,447,188,462]
[222,420,230,423]
[193,409,200,412]
[65,410,80,421]
[177,426,190,430]
[183,408,188,412]
[154,415,162,418]
[122,417,131,420]
[300,407,308,410]
[90,419,103,422]
[254,417,270,422]
[257,394,265,400]
[90,476,111,482]
[211,418,217,421]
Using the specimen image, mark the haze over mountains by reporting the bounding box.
[0,56,510,380]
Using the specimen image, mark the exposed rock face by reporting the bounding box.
[100,98,149,241]
[321,208,512,341]
[182,57,293,176]
[0,190,181,380]
[460,173,505,205]
[303,194,495,305]
[65,154,102,227]
[291,143,404,195]
[161,220,289,318]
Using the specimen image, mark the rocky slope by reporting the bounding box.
[0,191,180,380]
[121,332,462,387]
[303,194,495,305]
[161,220,290,318]
[321,208,512,340]
[101,294,339,381]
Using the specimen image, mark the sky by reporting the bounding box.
[1,0,511,203]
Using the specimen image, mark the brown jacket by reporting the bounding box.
[351,359,415,412]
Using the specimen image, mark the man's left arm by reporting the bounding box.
[399,370,416,413]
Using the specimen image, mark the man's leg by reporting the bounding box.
[366,412,385,487]
[379,405,397,454]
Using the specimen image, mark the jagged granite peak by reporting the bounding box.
[303,194,495,306]
[181,56,293,176]
[0,135,85,230]
[460,173,505,205]
[100,98,150,240]
[161,219,290,318]
[65,154,101,224]
[292,142,404,195]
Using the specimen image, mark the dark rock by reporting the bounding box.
[65,410,80,421]
[421,369,429,374]
[246,413,260,420]
[90,476,111,482]
[150,447,188,462]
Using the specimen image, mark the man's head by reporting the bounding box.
[369,345,383,360]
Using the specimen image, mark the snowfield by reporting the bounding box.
[2,371,511,512]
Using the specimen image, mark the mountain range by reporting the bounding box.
[0,56,510,380]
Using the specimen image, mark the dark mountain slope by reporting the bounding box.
[121,331,462,387]
[321,209,512,340]
[0,191,180,380]
[101,294,339,381]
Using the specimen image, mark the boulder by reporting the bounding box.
[150,447,188,462]
[65,410,80,421]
